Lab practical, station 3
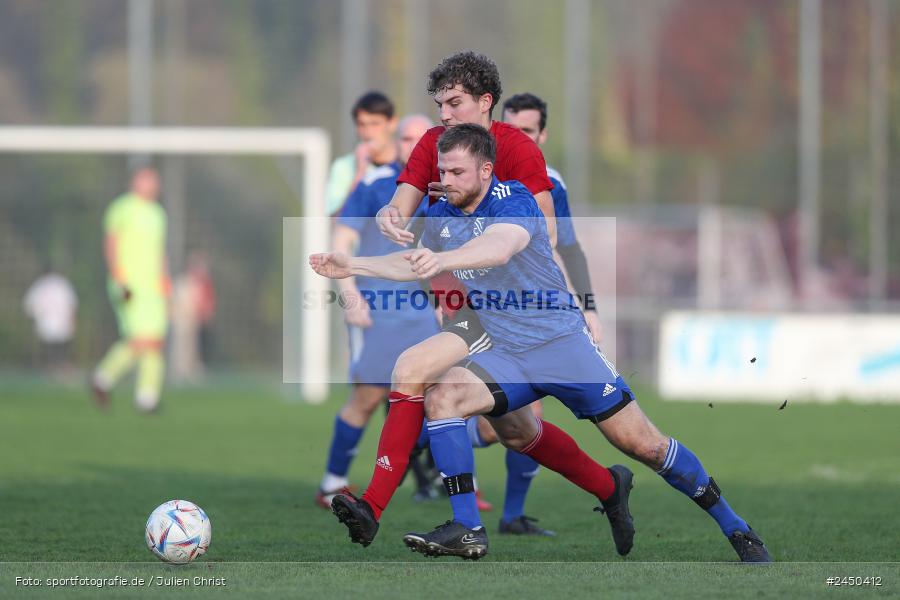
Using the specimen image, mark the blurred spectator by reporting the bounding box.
[23,271,77,373]
[170,252,216,382]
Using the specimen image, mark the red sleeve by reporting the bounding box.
[396,126,443,192]
[493,123,553,195]
[504,137,553,195]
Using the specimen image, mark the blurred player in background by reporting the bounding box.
[331,51,562,545]
[325,92,399,216]
[91,167,170,413]
[316,113,440,508]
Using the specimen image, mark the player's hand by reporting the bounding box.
[376,205,414,246]
[341,290,373,328]
[309,252,352,279]
[583,310,603,344]
[427,181,448,201]
[354,141,371,169]
[404,248,443,279]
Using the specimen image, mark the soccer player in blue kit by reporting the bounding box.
[310,124,772,563]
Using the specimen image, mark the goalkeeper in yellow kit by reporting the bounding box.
[91,167,170,412]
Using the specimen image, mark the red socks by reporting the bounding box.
[522,419,615,501]
[361,391,424,519]
[360,403,613,518]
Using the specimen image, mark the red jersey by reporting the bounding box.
[397,121,553,318]
[397,121,553,199]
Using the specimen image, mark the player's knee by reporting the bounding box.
[493,421,536,451]
[424,382,465,420]
[627,436,669,469]
[391,348,425,387]
[498,433,530,452]
[646,435,671,470]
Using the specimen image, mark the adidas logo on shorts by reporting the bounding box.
[440,226,451,238]
[602,383,617,397]
[455,321,469,330]
[376,455,393,471]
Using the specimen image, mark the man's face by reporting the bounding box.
[132,168,160,200]
[398,118,431,164]
[354,110,396,153]
[437,147,492,211]
[434,85,491,128]
[502,108,546,145]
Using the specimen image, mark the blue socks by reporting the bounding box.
[427,417,482,529]
[502,449,540,522]
[324,416,364,479]
[419,417,486,449]
[658,438,749,536]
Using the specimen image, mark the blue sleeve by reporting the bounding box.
[336,183,371,232]
[490,184,542,239]
[551,181,577,247]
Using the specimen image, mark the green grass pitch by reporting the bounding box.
[1,377,897,598]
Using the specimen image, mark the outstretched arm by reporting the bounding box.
[313,224,531,281]
[309,250,418,282]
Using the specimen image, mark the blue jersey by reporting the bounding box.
[547,166,577,248]
[421,177,585,353]
[339,163,432,323]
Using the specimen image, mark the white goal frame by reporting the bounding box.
[0,126,331,403]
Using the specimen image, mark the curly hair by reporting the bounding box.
[427,51,503,116]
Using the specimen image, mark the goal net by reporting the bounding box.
[0,126,331,402]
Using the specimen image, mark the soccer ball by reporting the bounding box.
[145,500,211,564]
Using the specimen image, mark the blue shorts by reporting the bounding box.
[461,330,633,422]
[348,317,439,386]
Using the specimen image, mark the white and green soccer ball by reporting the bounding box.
[145,500,211,564]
